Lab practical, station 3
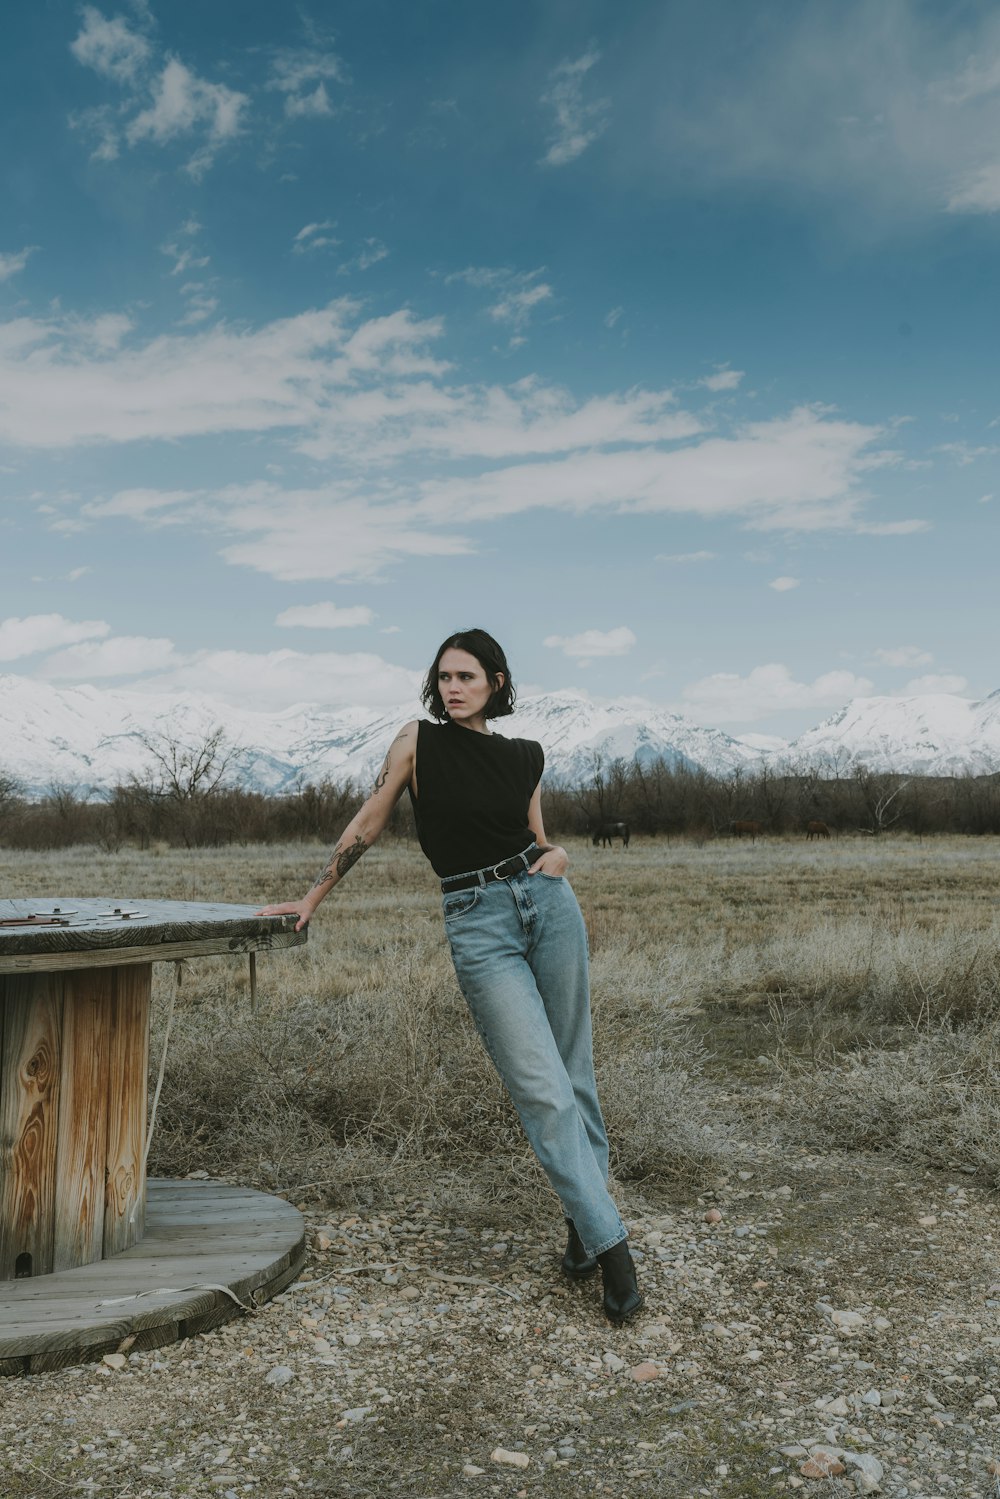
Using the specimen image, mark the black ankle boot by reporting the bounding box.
[598,1239,644,1325]
[561,1218,598,1279]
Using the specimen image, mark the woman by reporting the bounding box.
[259,628,642,1325]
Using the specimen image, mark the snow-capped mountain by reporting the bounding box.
[2,674,998,797]
[0,676,760,796]
[783,691,1000,776]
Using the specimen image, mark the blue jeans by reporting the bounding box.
[442,864,627,1258]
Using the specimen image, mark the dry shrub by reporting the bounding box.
[703,918,1000,1027]
[789,1023,1000,1185]
[7,836,1000,1212]
[148,971,538,1213]
[600,1035,748,1185]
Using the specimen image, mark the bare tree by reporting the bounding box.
[0,769,22,841]
[853,765,910,835]
[136,724,235,802]
[132,725,237,846]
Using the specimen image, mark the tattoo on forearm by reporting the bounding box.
[336,834,367,877]
[309,834,368,892]
[373,751,391,793]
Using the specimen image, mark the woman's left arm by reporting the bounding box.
[527,783,570,876]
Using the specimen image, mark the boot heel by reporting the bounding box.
[597,1240,644,1325]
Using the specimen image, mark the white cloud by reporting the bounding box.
[681,663,875,724]
[901,673,969,695]
[339,238,389,275]
[0,613,109,661]
[656,550,716,563]
[177,290,219,326]
[854,518,930,535]
[276,603,375,629]
[70,6,151,83]
[0,301,371,446]
[71,15,247,178]
[293,221,339,254]
[40,635,178,679]
[935,440,999,464]
[127,58,248,176]
[947,162,1000,213]
[82,488,198,521]
[980,492,994,504]
[540,50,610,167]
[448,266,553,340]
[544,627,636,663]
[489,281,552,330]
[0,247,36,283]
[268,45,346,119]
[873,645,933,668]
[285,83,333,119]
[700,367,744,392]
[160,239,210,277]
[5,296,908,579]
[604,306,623,329]
[768,576,800,591]
[417,405,889,533]
[217,488,474,582]
[642,5,1000,225]
[142,648,419,711]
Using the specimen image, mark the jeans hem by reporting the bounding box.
[589,1227,628,1257]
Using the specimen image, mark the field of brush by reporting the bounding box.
[2,833,997,1210]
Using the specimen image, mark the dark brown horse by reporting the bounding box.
[732,820,763,842]
[591,821,630,848]
[806,820,831,840]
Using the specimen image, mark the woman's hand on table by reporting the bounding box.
[256,900,316,933]
[528,844,569,878]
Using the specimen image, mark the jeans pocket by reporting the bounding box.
[443,887,481,920]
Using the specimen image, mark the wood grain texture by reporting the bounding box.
[0,1179,305,1375]
[102,965,151,1256]
[0,975,63,1278]
[0,928,306,975]
[0,900,305,973]
[52,971,110,1272]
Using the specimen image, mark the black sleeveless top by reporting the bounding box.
[410,719,545,878]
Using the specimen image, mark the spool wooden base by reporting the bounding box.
[0,1179,306,1376]
[0,965,150,1277]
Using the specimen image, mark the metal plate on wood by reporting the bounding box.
[0,900,306,974]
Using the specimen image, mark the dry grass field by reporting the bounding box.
[0,834,998,1497]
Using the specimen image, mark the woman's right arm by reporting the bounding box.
[258,721,418,931]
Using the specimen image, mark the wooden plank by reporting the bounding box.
[0,930,306,975]
[0,900,305,969]
[0,1179,305,1373]
[52,971,110,1272]
[0,975,63,1278]
[103,965,151,1256]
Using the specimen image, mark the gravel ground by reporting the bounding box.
[1,1151,997,1498]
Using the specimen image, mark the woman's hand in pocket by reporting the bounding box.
[528,844,569,878]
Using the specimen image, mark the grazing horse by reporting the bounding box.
[732,820,763,842]
[806,820,831,840]
[592,820,630,849]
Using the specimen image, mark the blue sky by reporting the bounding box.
[1,0,998,736]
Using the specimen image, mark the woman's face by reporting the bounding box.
[437,647,500,727]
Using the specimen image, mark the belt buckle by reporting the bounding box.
[492,855,521,881]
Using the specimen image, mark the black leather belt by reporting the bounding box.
[440,846,542,893]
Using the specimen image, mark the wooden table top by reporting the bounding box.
[0,899,306,974]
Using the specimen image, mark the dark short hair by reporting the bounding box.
[421,629,516,721]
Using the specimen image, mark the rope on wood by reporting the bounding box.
[98,1281,254,1313]
[131,960,181,1225]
